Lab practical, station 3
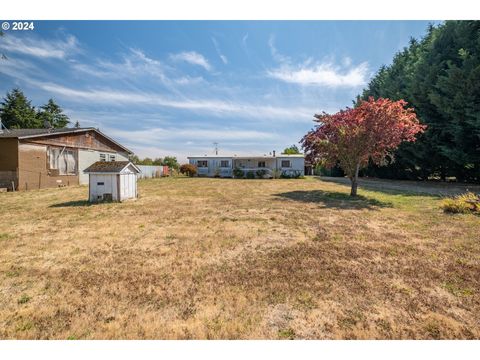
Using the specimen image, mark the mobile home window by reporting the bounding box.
[197,160,208,168]
[48,147,77,175]
[220,160,229,168]
[281,160,291,168]
[109,154,116,162]
[99,153,106,162]
[258,161,266,168]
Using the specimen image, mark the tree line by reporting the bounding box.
[0,88,77,129]
[358,21,480,183]
[129,155,179,170]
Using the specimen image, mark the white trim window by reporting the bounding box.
[99,153,107,162]
[109,154,116,162]
[220,160,230,168]
[258,161,266,168]
[281,160,291,168]
[197,160,208,168]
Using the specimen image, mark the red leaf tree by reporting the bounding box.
[301,97,426,196]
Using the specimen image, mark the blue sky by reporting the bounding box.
[0,21,437,161]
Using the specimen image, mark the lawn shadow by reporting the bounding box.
[49,200,93,208]
[274,190,392,210]
[315,176,468,198]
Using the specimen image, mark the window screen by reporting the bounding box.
[258,161,266,168]
[281,160,291,168]
[197,160,208,167]
[220,160,229,167]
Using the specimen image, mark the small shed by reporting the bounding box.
[84,161,141,202]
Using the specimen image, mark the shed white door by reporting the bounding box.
[119,173,136,200]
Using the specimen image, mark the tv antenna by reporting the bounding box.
[213,142,219,155]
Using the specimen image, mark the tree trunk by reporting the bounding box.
[350,162,360,197]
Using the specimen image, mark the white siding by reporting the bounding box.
[276,157,305,175]
[79,150,128,185]
[89,174,118,201]
[189,157,232,177]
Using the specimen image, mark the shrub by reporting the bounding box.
[213,167,221,178]
[246,170,255,179]
[233,168,244,178]
[440,192,480,214]
[179,164,197,177]
[256,169,267,178]
[281,170,303,179]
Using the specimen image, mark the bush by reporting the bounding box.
[179,163,197,177]
[440,192,480,214]
[280,170,303,179]
[246,170,255,179]
[233,168,244,178]
[256,169,267,178]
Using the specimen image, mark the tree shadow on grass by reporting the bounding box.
[273,190,392,210]
[49,200,94,208]
[315,176,455,198]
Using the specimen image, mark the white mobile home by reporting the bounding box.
[188,153,305,178]
[84,161,141,202]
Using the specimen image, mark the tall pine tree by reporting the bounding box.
[36,99,70,128]
[0,89,40,129]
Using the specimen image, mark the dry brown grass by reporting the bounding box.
[0,176,479,339]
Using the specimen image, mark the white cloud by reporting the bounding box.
[169,51,212,71]
[71,48,168,81]
[267,34,369,88]
[0,34,79,59]
[268,35,290,64]
[32,81,315,121]
[212,37,228,64]
[267,61,369,88]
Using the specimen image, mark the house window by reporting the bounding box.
[220,160,229,168]
[109,154,116,162]
[48,147,77,175]
[197,160,208,168]
[281,160,291,168]
[97,182,104,186]
[258,161,266,168]
[99,153,107,162]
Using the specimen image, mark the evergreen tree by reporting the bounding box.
[0,89,39,129]
[359,21,480,183]
[36,99,70,128]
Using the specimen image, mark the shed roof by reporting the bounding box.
[0,127,132,154]
[84,161,141,174]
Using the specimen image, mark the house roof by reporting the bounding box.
[0,127,132,154]
[188,154,305,159]
[83,161,141,174]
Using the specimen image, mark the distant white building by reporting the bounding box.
[84,161,141,202]
[187,152,305,178]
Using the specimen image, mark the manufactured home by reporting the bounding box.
[0,127,132,191]
[188,153,305,178]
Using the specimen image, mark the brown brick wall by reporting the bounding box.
[0,138,19,189]
[17,143,78,191]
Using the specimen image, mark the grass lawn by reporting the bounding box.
[0,177,479,339]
